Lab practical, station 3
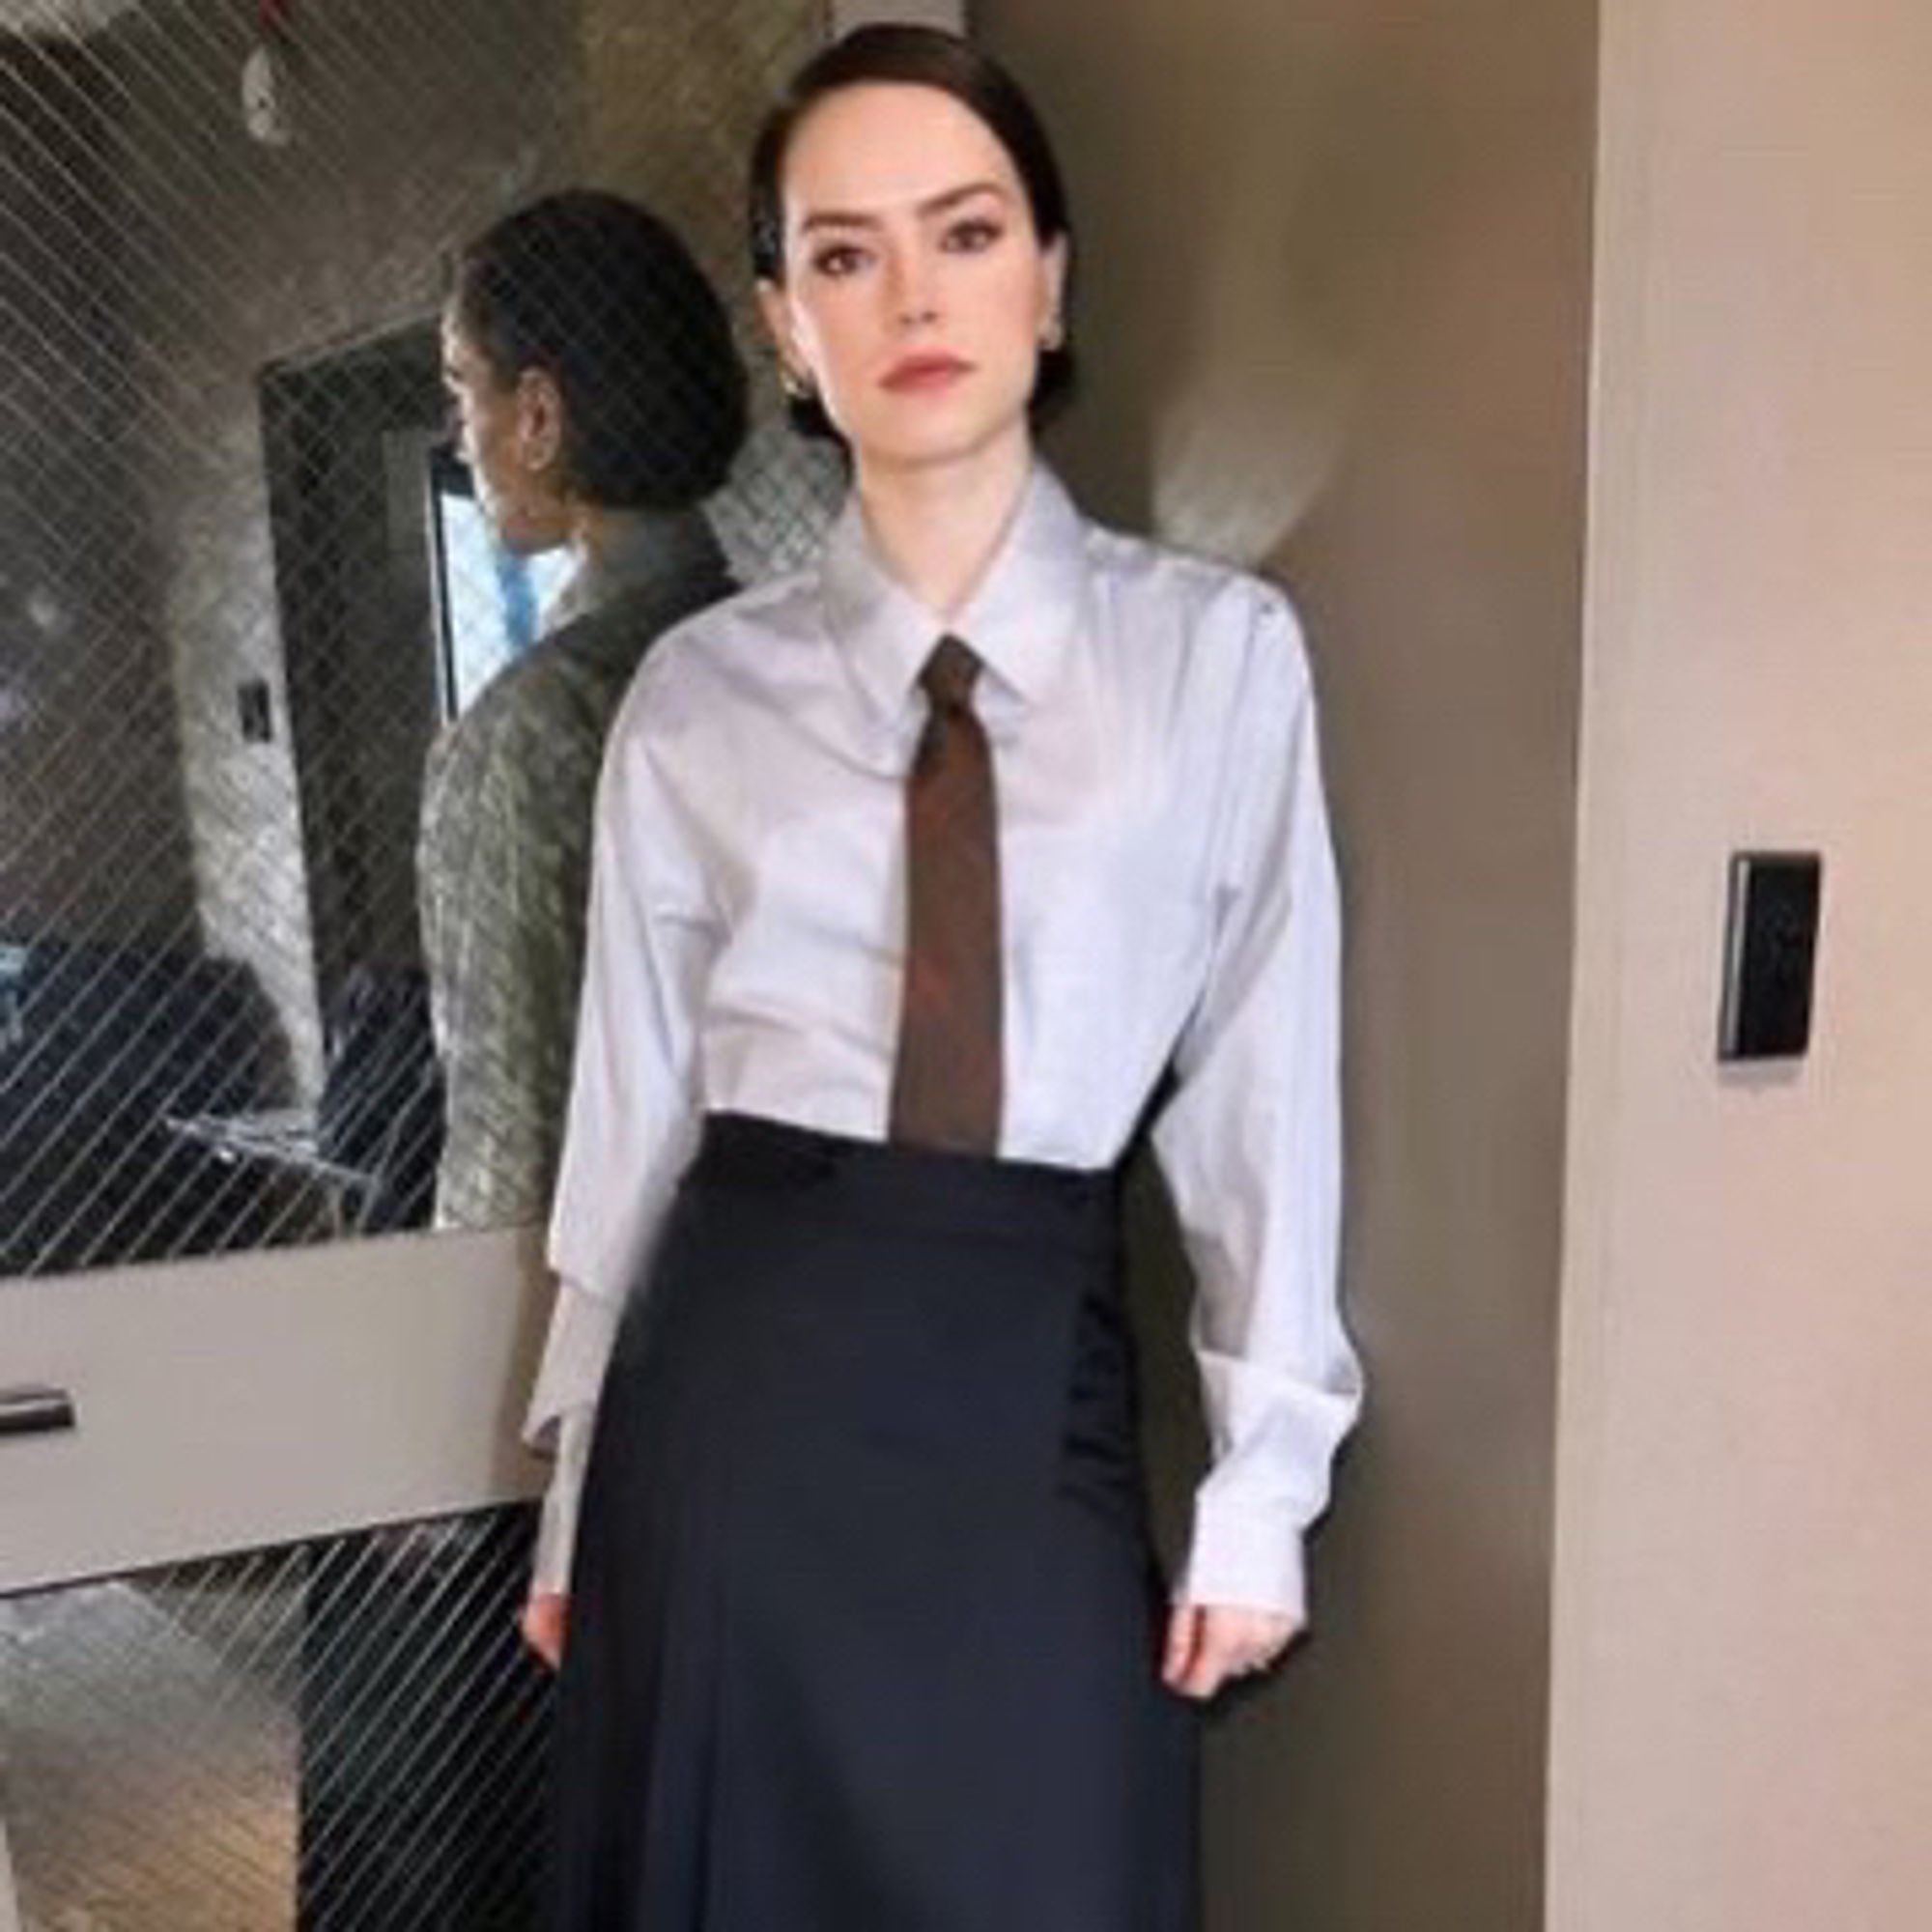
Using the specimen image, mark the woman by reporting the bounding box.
[525,26,1362,1929]
[421,189,745,1234]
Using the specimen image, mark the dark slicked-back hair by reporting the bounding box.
[747,25,1076,442]
[453,190,748,508]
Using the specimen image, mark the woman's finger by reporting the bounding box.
[1169,1606,1301,1696]
[1160,1605,1285,1697]
[1161,1605,1202,1690]
[1175,1623,1243,1699]
[520,1591,569,1670]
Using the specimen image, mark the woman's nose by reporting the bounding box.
[887,251,939,330]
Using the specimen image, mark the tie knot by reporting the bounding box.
[919,634,981,713]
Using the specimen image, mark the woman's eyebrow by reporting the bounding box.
[798,181,1012,236]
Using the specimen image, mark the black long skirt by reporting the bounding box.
[549,1110,1199,1931]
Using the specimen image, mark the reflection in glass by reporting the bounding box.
[0,1510,549,1930]
[429,450,577,724]
[0,0,836,1282]
[2,0,834,1923]
[419,192,750,1233]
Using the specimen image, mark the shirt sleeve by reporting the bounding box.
[422,685,600,1233]
[1149,584,1362,1625]
[524,659,720,1458]
[528,1385,601,1595]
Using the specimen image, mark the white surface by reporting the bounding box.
[1,1224,550,1593]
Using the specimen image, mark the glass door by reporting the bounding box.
[0,0,867,1919]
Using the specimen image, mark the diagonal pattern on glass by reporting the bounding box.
[0,0,836,1281]
[0,1508,554,1930]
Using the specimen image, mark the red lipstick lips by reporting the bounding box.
[882,353,972,393]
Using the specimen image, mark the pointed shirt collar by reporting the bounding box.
[820,462,1091,724]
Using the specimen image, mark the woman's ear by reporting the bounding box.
[1040,235,1070,341]
[756,277,812,397]
[515,365,565,477]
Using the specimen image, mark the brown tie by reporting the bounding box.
[887,635,1004,1152]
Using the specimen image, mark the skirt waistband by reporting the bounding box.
[683,1110,1123,1255]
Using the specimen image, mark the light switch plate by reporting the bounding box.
[1718,851,1823,1062]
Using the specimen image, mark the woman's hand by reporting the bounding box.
[1161,1603,1300,1699]
[521,1590,569,1670]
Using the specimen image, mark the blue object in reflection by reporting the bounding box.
[428,446,574,719]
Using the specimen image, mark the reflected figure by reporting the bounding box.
[421,190,748,1231]
[297,193,748,1932]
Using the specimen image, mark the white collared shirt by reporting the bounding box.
[527,463,1361,1619]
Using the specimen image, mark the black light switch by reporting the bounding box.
[1718,851,1823,1061]
[237,676,274,743]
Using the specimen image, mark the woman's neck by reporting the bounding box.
[852,433,1035,622]
[564,501,708,590]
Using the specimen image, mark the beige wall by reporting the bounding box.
[976,3,1598,1925]
[1549,0,1932,1925]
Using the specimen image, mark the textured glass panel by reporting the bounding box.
[0,0,835,1280]
[0,1507,550,1929]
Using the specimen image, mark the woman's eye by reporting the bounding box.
[810,242,868,278]
[944,217,1004,254]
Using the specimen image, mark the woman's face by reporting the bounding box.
[758,82,1067,477]
[440,308,571,554]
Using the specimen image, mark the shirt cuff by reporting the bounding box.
[530,1403,595,1596]
[523,1278,622,1450]
[1172,1491,1309,1624]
